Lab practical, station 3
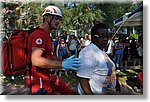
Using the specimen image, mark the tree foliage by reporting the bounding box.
[94,2,141,29]
[2,1,141,36]
[60,3,104,36]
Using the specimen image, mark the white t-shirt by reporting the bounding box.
[77,43,116,95]
[106,39,115,54]
[84,40,91,46]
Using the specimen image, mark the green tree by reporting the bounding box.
[60,3,104,37]
[94,2,140,29]
[2,1,141,36]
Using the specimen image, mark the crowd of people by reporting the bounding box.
[51,31,143,71]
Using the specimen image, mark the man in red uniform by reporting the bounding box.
[24,5,81,95]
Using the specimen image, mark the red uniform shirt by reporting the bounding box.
[25,28,75,95]
[28,28,52,61]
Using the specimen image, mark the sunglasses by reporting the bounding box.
[94,34,108,39]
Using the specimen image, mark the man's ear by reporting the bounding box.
[45,16,49,21]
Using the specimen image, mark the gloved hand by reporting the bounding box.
[32,88,47,95]
[62,55,81,70]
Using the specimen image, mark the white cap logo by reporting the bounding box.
[36,38,42,45]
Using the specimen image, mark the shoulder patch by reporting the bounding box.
[36,38,43,45]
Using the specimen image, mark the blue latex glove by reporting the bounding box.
[32,88,47,95]
[62,55,81,70]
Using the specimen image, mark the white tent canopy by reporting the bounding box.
[113,2,143,27]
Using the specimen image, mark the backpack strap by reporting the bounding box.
[8,38,13,76]
[26,27,39,94]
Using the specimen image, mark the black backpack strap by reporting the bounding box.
[25,65,32,94]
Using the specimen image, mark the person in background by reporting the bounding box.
[67,34,80,55]
[131,40,140,66]
[84,34,91,46]
[122,40,129,67]
[60,30,68,43]
[56,38,70,76]
[136,35,143,66]
[79,37,85,51]
[56,38,70,60]
[129,39,137,64]
[106,34,115,60]
[115,37,124,69]
[52,36,59,56]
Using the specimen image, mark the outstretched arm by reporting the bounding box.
[31,48,62,69]
[31,47,81,70]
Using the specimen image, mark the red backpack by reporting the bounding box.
[2,28,36,77]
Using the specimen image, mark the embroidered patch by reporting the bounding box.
[36,38,42,45]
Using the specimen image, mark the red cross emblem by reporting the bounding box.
[36,38,42,45]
